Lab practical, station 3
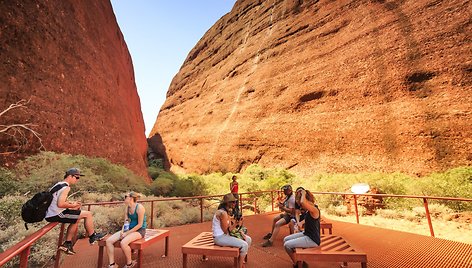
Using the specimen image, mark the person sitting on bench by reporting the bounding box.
[262,184,296,247]
[212,193,252,266]
[105,192,147,268]
[283,188,320,268]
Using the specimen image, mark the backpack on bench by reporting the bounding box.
[21,183,67,230]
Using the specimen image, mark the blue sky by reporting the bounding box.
[110,1,237,136]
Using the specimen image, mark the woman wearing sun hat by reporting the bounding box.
[212,193,252,267]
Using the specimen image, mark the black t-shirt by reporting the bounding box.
[303,205,321,245]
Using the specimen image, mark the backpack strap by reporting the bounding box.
[50,183,68,194]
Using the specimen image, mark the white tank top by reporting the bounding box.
[45,182,69,218]
[212,209,226,237]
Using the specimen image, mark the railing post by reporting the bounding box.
[254,198,257,214]
[423,198,435,237]
[239,194,243,212]
[150,201,154,228]
[353,195,360,224]
[19,246,31,268]
[271,191,274,211]
[54,223,66,268]
[200,198,204,223]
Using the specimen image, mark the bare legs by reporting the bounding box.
[106,231,142,265]
[269,218,287,244]
[65,210,94,241]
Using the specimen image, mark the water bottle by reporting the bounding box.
[123,219,130,232]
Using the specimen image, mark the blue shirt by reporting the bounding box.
[128,204,147,229]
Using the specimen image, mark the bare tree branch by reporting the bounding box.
[0,99,45,154]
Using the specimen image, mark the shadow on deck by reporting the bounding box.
[62,212,472,268]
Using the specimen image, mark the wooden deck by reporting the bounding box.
[62,212,472,268]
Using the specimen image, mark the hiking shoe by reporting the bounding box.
[59,241,76,255]
[122,260,137,268]
[89,232,106,244]
[263,232,272,240]
[262,240,273,247]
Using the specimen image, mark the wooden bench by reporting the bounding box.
[97,229,170,268]
[321,222,333,235]
[294,235,367,268]
[182,232,246,268]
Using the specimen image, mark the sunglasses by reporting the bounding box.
[124,195,129,199]
[73,176,80,179]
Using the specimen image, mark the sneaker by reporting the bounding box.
[262,232,272,240]
[59,241,76,255]
[122,260,137,268]
[293,262,309,268]
[262,240,273,247]
[89,232,106,244]
[108,263,118,268]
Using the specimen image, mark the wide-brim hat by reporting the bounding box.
[223,193,236,204]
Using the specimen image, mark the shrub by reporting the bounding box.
[12,151,150,196]
[0,195,27,229]
[0,168,19,197]
[172,175,207,197]
[151,178,174,196]
[148,166,161,180]
[416,167,472,210]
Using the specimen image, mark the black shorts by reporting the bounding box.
[280,213,292,224]
[137,228,146,238]
[45,209,81,224]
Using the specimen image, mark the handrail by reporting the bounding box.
[312,191,472,237]
[0,222,60,267]
[2,190,470,268]
[312,191,472,202]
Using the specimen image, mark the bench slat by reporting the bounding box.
[295,235,367,266]
[182,232,242,268]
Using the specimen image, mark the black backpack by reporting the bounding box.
[21,183,67,229]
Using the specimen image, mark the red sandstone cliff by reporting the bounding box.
[0,0,149,178]
[151,0,472,176]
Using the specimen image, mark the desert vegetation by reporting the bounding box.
[0,152,471,267]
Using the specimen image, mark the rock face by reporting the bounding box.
[0,0,149,178]
[150,0,472,176]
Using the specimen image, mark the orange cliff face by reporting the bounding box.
[150,0,472,176]
[0,0,149,179]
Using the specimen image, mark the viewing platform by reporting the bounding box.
[62,212,472,268]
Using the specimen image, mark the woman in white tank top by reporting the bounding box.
[212,193,252,267]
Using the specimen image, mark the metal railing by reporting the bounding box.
[1,190,470,267]
[0,222,66,268]
[312,191,472,237]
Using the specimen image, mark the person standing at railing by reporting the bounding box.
[106,192,147,268]
[230,175,240,215]
[262,184,296,247]
[213,193,252,268]
[45,168,106,255]
[283,188,320,268]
